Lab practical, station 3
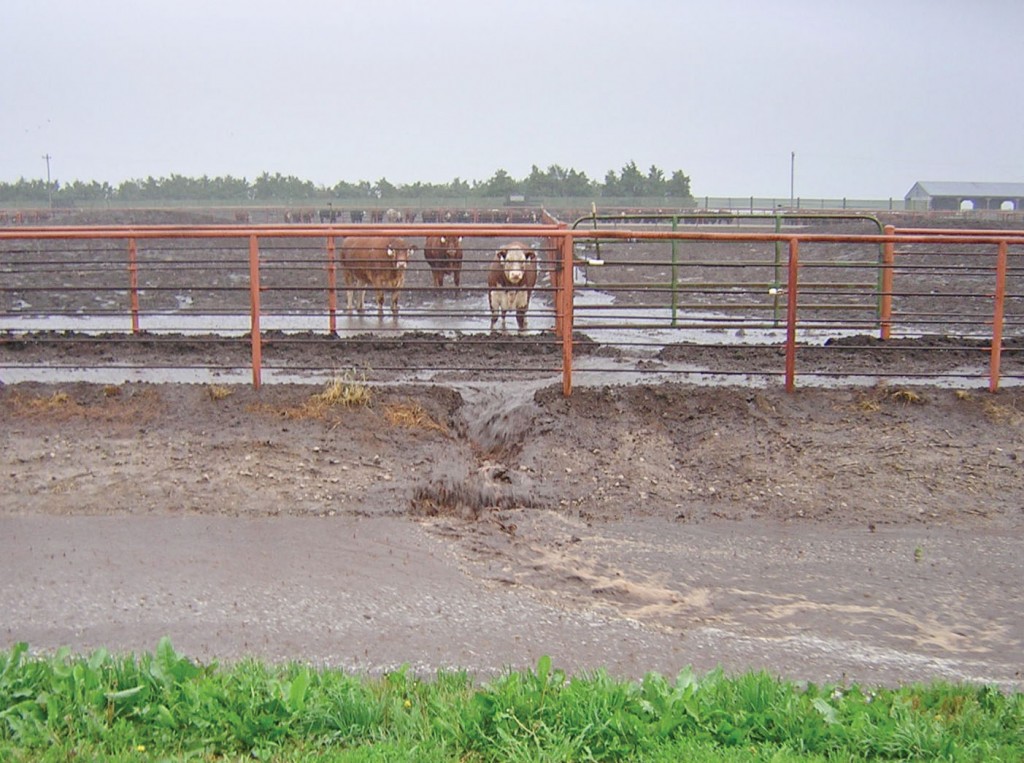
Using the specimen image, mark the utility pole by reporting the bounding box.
[42,153,53,209]
[790,151,795,209]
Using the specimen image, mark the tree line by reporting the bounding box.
[0,162,691,205]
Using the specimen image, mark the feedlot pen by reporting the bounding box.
[1,218,1023,393]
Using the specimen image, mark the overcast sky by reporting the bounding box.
[3,0,1022,199]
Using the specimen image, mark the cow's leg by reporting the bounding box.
[356,289,366,313]
[347,288,366,313]
[488,292,500,332]
[516,308,528,333]
[375,290,385,318]
[390,290,400,318]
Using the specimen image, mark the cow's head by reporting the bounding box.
[496,244,536,284]
[439,235,463,254]
[387,238,412,269]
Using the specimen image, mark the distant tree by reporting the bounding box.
[646,165,666,196]
[601,169,620,197]
[522,164,586,197]
[598,162,687,198]
[330,180,367,197]
[563,167,594,197]
[477,169,519,198]
[666,169,692,198]
[252,172,316,201]
[447,177,472,198]
[116,179,143,200]
[57,179,114,203]
[618,161,646,196]
[523,165,553,197]
[0,177,50,203]
[399,181,425,199]
[373,177,397,199]
[164,174,194,199]
[0,162,693,204]
[207,175,251,200]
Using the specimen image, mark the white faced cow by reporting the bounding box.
[487,242,537,333]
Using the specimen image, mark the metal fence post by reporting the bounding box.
[990,239,1009,392]
[670,216,679,326]
[785,238,800,392]
[326,235,337,334]
[772,214,783,326]
[128,237,140,334]
[549,235,564,339]
[560,232,575,396]
[248,234,262,389]
[880,225,895,340]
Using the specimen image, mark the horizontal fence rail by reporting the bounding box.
[2,220,1023,394]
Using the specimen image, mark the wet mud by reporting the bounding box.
[2,380,1023,690]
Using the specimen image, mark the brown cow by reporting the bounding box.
[339,236,415,318]
[487,242,537,332]
[423,234,464,289]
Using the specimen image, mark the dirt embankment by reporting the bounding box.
[4,380,1022,527]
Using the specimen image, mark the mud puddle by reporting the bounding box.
[424,512,1024,691]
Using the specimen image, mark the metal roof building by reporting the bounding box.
[905,181,1024,211]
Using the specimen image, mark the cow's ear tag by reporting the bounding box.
[387,247,395,257]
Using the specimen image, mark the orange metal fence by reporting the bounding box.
[2,223,1022,394]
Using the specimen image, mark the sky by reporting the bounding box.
[3,0,1023,200]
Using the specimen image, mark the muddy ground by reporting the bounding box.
[2,212,1023,690]
[2,379,1022,690]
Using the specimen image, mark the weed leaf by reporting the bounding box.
[104,685,144,702]
[812,697,839,725]
[286,669,310,715]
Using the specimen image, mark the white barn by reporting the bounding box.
[905,181,1024,212]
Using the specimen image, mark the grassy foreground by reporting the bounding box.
[1,639,1021,762]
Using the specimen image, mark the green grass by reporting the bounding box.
[1,640,1021,761]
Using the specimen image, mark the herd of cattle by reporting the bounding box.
[338,235,539,332]
[0,210,53,224]
[278,208,544,225]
